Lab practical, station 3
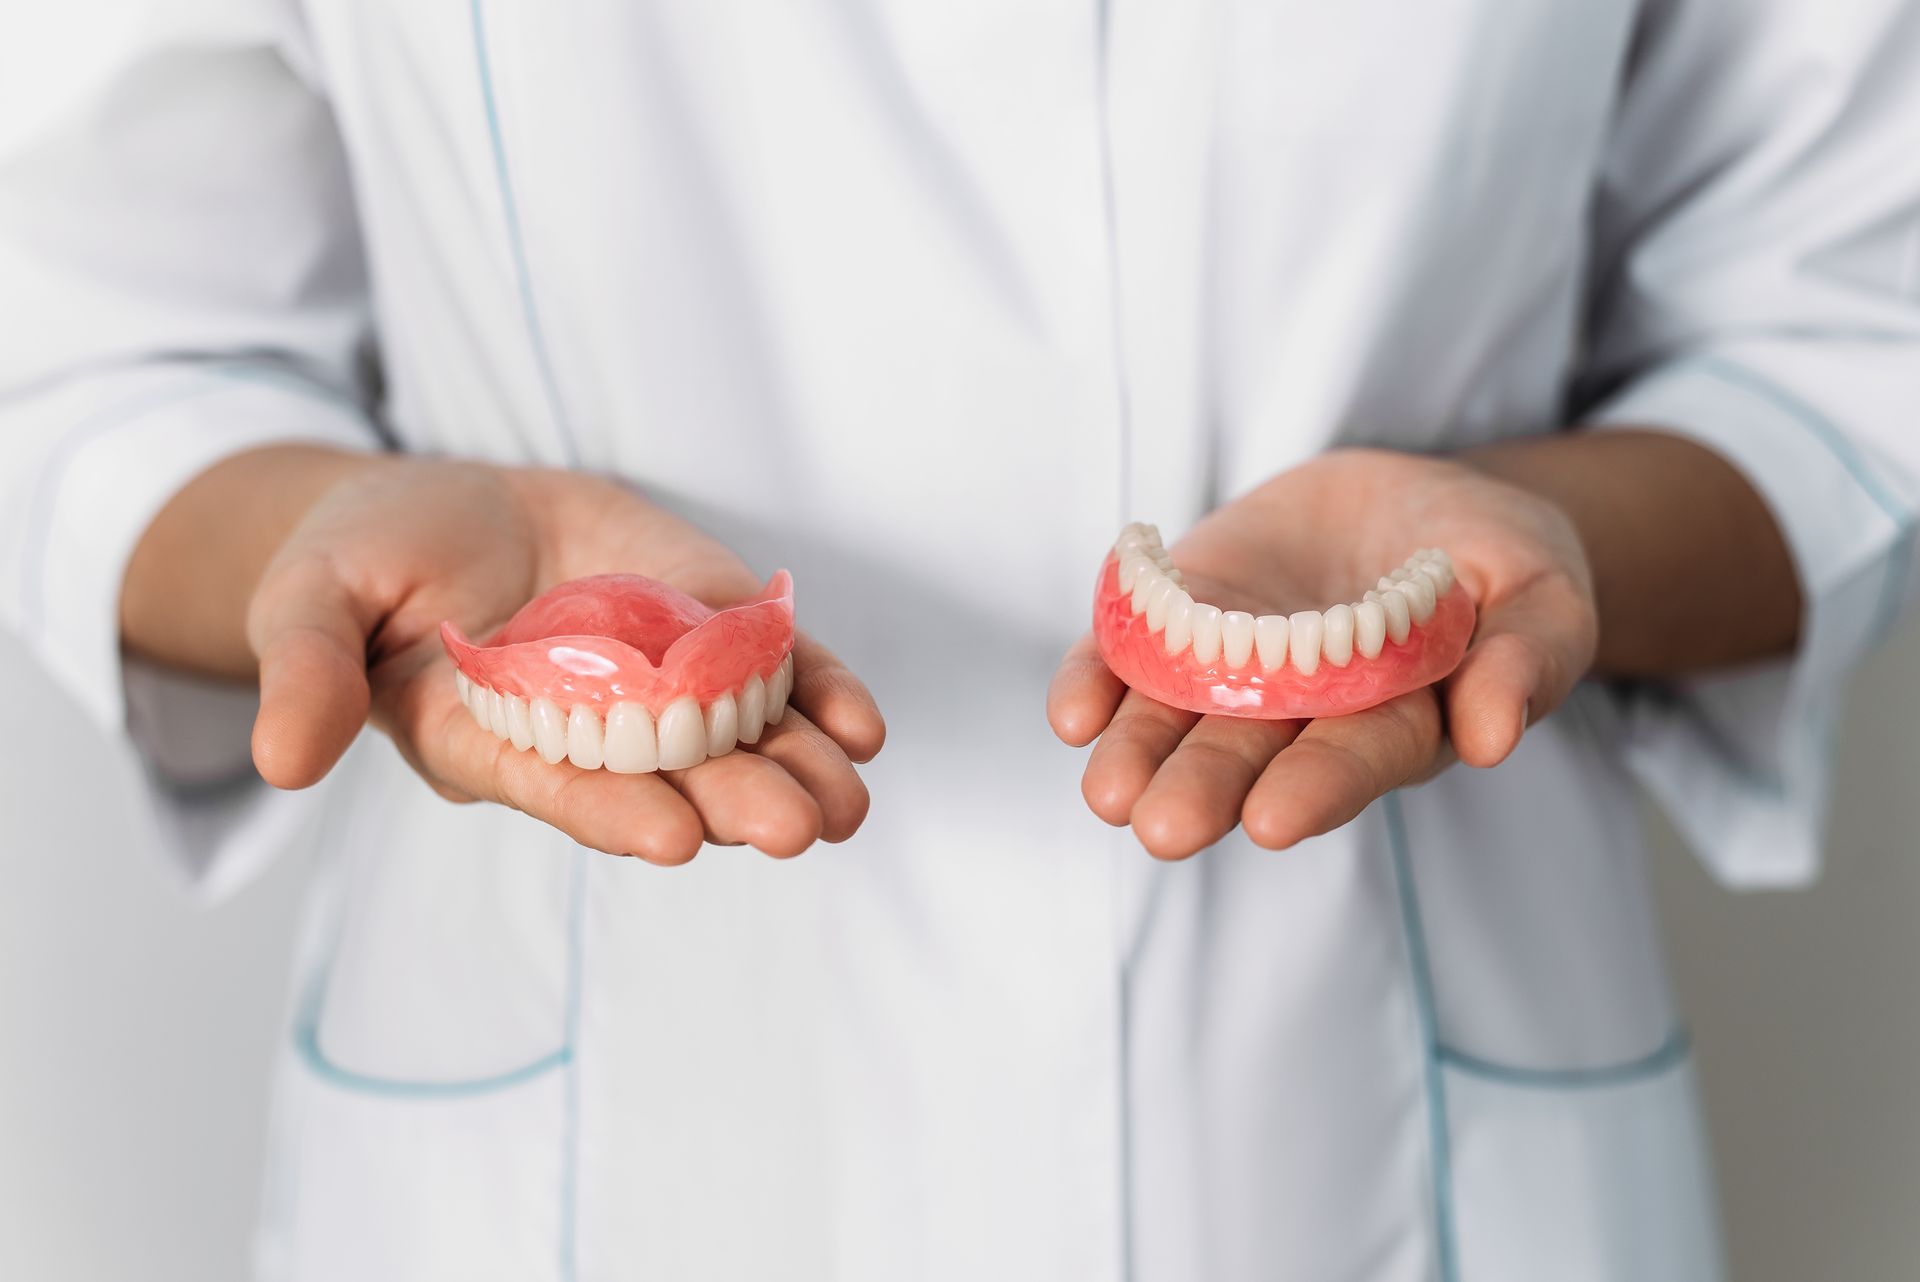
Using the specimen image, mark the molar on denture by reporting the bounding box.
[1091,524,1474,720]
[441,571,797,774]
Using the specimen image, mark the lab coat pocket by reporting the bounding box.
[1444,1041,1726,1282]
[297,746,581,1091]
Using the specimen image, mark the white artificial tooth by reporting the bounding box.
[1415,563,1449,598]
[763,663,787,727]
[567,705,605,770]
[1163,590,1196,655]
[1354,600,1387,659]
[486,687,510,739]
[656,697,708,770]
[1118,554,1150,593]
[767,654,794,725]
[1165,567,1186,588]
[704,691,740,757]
[1322,603,1355,667]
[602,702,659,773]
[1254,614,1290,672]
[1190,603,1223,664]
[1399,574,1436,623]
[455,671,473,705]
[1145,577,1178,631]
[507,696,535,751]
[1131,566,1164,614]
[737,673,768,744]
[1221,610,1256,668]
[1288,610,1324,677]
[467,683,491,729]
[531,698,569,764]
[1121,521,1154,541]
[1375,587,1412,644]
[1421,553,1455,594]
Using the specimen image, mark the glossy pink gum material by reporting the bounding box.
[441,571,794,712]
[1093,554,1474,719]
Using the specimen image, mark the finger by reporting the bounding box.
[664,750,824,859]
[493,749,708,866]
[1129,716,1306,860]
[1047,632,1126,747]
[1080,690,1201,826]
[389,663,708,864]
[790,631,886,764]
[1242,693,1442,851]
[246,554,376,790]
[747,707,871,843]
[1446,576,1594,768]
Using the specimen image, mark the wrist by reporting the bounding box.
[121,443,394,677]
[1455,429,1800,676]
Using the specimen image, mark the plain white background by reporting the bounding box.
[2,623,1917,1281]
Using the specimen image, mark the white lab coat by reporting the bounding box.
[3,2,1918,1279]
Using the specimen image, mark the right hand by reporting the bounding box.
[239,451,883,863]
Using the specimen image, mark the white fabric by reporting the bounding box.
[3,0,1918,1278]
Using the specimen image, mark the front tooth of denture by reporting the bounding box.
[1221,611,1256,668]
[531,698,568,764]
[603,702,659,773]
[1190,604,1223,664]
[1354,600,1387,659]
[737,673,768,744]
[567,705,605,770]
[1131,566,1163,614]
[767,654,794,725]
[1254,614,1290,671]
[1145,577,1178,631]
[467,684,491,729]
[657,697,708,770]
[507,696,535,751]
[1372,587,1412,644]
[705,692,740,757]
[1288,610,1325,677]
[1163,590,1196,655]
[486,687,511,739]
[1322,603,1355,667]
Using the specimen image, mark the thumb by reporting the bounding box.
[1443,575,1595,769]
[247,553,376,789]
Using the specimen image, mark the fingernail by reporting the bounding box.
[1518,700,1531,740]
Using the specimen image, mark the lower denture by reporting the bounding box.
[441,572,796,773]
[1093,524,1473,719]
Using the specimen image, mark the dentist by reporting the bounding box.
[3,3,1917,1280]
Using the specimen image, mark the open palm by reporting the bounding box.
[1048,448,1596,858]
[247,458,884,863]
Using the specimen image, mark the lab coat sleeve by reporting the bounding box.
[1574,0,1920,886]
[0,4,385,896]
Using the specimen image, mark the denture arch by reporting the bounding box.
[441,571,797,773]
[1093,524,1473,720]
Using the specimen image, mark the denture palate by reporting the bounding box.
[1111,523,1456,677]
[440,571,797,773]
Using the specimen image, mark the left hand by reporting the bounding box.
[1046,447,1598,858]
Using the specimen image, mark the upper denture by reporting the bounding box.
[441,572,796,773]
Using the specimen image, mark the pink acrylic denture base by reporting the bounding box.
[441,571,794,713]
[1092,554,1474,720]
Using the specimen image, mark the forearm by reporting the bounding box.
[119,443,387,680]
[1462,429,1800,678]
